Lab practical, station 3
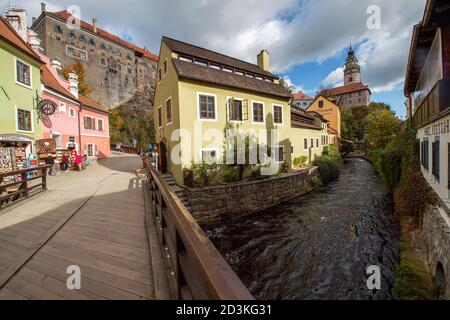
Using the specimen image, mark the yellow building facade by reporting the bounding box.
[307,95,342,143]
[154,37,327,185]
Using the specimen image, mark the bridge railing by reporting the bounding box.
[0,165,51,209]
[145,160,254,300]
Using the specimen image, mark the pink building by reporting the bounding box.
[40,55,110,159]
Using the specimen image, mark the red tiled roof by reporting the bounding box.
[328,82,371,96]
[79,95,109,114]
[0,17,43,64]
[46,11,159,62]
[41,64,77,101]
[292,92,313,100]
[328,126,339,135]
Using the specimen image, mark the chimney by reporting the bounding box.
[257,50,270,72]
[41,3,47,13]
[68,73,79,99]
[5,9,28,41]
[32,17,36,25]
[50,59,62,71]
[92,18,97,33]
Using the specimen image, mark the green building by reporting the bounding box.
[0,16,43,156]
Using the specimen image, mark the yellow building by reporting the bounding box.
[307,95,341,145]
[154,37,327,185]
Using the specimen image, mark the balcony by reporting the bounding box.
[413,79,450,129]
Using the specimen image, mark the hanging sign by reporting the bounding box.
[37,99,57,116]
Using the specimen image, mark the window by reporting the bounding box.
[311,138,314,149]
[421,138,429,170]
[166,98,172,124]
[69,108,76,118]
[163,59,168,75]
[97,119,104,131]
[252,102,264,123]
[318,100,324,108]
[273,105,283,124]
[158,69,162,81]
[127,67,132,75]
[199,94,216,120]
[158,106,162,128]
[59,103,66,113]
[16,60,31,87]
[229,99,243,122]
[432,138,440,180]
[52,133,63,149]
[89,38,96,46]
[316,138,319,148]
[66,45,88,61]
[274,146,284,163]
[100,43,106,50]
[87,144,95,157]
[202,149,217,161]
[179,56,193,62]
[304,138,308,150]
[79,34,86,42]
[84,116,95,130]
[69,31,76,39]
[54,24,63,34]
[17,108,32,132]
[100,58,106,66]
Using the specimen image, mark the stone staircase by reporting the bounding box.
[161,174,192,212]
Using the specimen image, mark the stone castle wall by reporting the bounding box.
[184,167,320,225]
[33,15,158,108]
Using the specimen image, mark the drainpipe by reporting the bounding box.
[78,104,83,154]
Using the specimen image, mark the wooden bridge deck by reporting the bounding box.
[0,156,164,300]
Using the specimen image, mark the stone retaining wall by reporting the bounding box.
[183,167,320,225]
[422,206,450,299]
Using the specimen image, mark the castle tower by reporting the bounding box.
[343,44,361,85]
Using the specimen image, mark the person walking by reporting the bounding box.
[45,154,55,176]
[61,154,70,172]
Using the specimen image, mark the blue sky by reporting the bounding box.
[10,0,426,118]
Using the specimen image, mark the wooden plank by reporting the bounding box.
[29,253,153,299]
[4,277,63,300]
[0,287,28,300]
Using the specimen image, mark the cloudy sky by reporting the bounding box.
[2,0,426,117]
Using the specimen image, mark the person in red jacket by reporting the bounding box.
[74,154,83,171]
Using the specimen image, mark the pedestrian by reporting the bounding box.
[45,154,55,176]
[74,154,83,171]
[62,154,70,172]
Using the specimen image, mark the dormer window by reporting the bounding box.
[180,56,193,62]
[223,68,233,73]
[194,59,208,67]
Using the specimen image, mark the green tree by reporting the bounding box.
[341,110,361,141]
[279,77,295,94]
[365,109,400,149]
[61,61,93,96]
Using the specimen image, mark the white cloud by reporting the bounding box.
[322,67,344,88]
[10,0,425,96]
[282,76,307,94]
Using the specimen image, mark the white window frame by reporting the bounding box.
[65,45,88,61]
[15,106,34,133]
[59,102,67,113]
[51,131,63,149]
[165,97,173,125]
[83,115,95,130]
[14,57,33,89]
[197,92,218,122]
[86,143,96,157]
[69,107,76,118]
[274,145,285,164]
[272,104,284,126]
[97,118,104,132]
[158,106,163,128]
[226,96,244,124]
[251,100,265,125]
[200,148,219,162]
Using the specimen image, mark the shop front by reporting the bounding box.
[0,134,36,173]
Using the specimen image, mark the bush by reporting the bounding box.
[190,161,220,187]
[279,161,289,174]
[293,156,308,168]
[222,167,240,183]
[313,156,341,184]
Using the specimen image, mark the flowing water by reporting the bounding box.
[205,158,400,300]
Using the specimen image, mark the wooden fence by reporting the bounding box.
[145,160,253,300]
[0,165,51,209]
